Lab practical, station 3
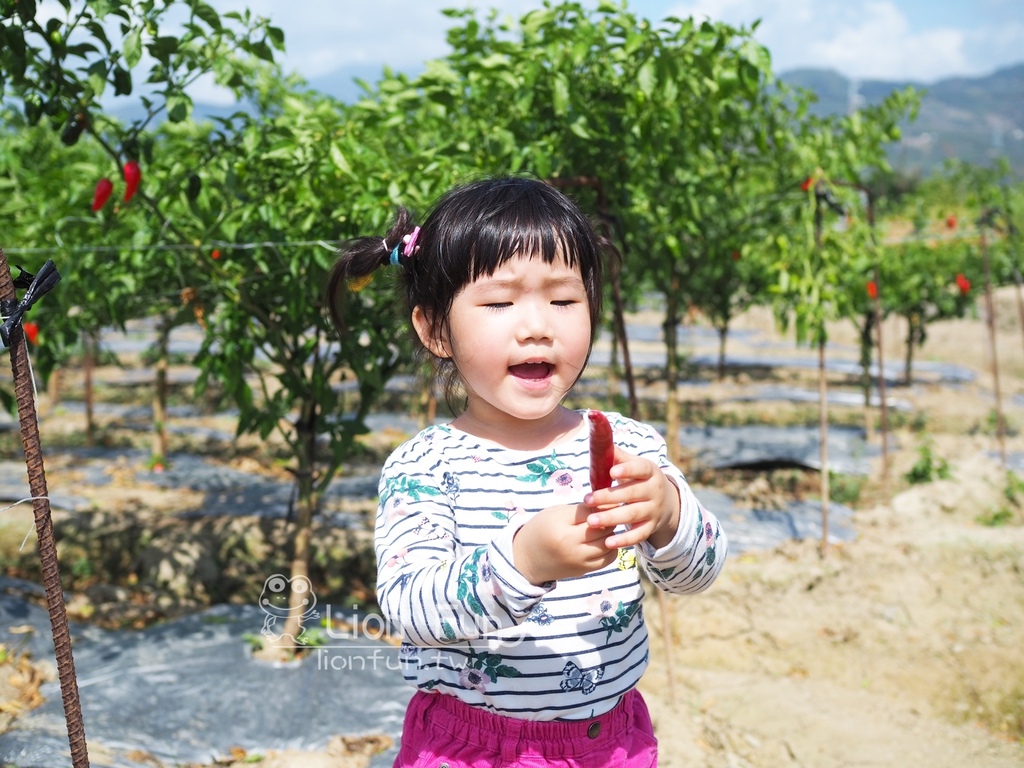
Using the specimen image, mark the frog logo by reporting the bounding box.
[259,573,319,646]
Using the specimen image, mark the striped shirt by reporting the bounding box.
[376,410,726,721]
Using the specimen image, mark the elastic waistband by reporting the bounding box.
[411,688,641,755]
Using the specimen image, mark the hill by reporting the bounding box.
[780,63,1024,177]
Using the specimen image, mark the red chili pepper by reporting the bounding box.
[211,249,221,260]
[946,214,957,230]
[801,176,814,192]
[588,410,615,491]
[866,280,878,300]
[22,321,39,345]
[955,273,971,295]
[123,160,141,202]
[91,178,113,211]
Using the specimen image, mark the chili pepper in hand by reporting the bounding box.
[91,178,113,211]
[123,160,141,202]
[588,410,614,491]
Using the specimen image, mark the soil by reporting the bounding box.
[2,296,1024,766]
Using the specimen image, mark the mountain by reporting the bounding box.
[779,63,1024,177]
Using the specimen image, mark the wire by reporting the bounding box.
[0,497,51,551]
[3,239,345,256]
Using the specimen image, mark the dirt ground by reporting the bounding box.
[3,295,1024,767]
[642,436,1024,767]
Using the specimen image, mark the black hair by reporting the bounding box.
[326,175,606,413]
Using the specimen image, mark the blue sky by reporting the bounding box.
[198,0,1023,103]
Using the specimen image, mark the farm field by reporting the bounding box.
[1,295,1023,767]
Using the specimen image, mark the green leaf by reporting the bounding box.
[123,28,142,67]
[151,36,181,62]
[191,1,222,31]
[112,65,131,96]
[552,72,569,115]
[329,143,351,175]
[166,93,190,122]
[637,59,656,98]
[267,25,285,50]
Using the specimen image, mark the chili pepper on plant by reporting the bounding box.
[22,321,39,345]
[91,178,113,211]
[588,410,615,491]
[800,176,815,192]
[955,273,971,295]
[186,173,202,201]
[866,281,878,300]
[123,160,141,202]
[60,112,88,146]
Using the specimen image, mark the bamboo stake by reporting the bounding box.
[818,338,831,558]
[872,275,890,492]
[980,229,1007,468]
[1014,268,1024,368]
[0,248,90,767]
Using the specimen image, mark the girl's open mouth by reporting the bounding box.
[509,362,553,380]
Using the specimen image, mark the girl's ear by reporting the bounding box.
[412,306,449,358]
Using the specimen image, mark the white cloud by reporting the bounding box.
[801,2,968,81]
[212,0,539,78]
[963,19,1024,77]
[653,0,997,82]
[205,0,1020,85]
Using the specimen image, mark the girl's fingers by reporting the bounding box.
[608,456,650,482]
[604,521,653,549]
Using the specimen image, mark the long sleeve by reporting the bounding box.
[617,419,728,594]
[637,479,728,594]
[375,434,554,647]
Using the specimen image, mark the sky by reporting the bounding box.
[197,0,1024,105]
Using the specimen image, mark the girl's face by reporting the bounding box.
[417,253,592,439]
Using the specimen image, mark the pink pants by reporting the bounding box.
[392,688,658,768]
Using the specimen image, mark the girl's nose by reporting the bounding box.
[515,301,553,342]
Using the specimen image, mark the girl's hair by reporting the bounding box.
[326,175,606,413]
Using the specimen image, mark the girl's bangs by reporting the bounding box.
[467,214,584,281]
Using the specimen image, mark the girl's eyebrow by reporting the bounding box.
[472,275,585,292]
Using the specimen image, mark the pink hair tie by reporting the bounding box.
[402,226,421,258]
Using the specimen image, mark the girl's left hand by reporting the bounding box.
[583,446,680,550]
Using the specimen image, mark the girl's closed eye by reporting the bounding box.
[485,302,513,311]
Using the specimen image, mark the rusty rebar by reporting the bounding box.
[0,247,90,767]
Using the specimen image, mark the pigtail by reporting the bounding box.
[325,207,418,335]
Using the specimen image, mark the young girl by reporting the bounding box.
[327,176,726,767]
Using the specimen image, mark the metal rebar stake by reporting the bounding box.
[0,247,90,767]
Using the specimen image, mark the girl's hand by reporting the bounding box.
[582,446,681,551]
[513,504,618,585]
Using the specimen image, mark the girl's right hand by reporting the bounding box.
[512,504,617,585]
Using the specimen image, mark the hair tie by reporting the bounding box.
[389,245,401,266]
[402,226,421,258]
